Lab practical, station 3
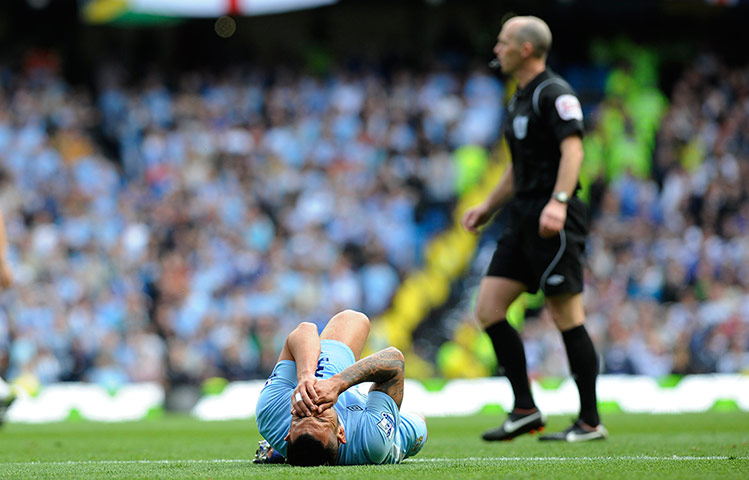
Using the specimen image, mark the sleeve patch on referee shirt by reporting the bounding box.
[555,94,583,121]
[377,412,395,439]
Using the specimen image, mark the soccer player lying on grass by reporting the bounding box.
[254,310,428,466]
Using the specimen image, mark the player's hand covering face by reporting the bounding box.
[313,378,341,413]
[291,374,319,417]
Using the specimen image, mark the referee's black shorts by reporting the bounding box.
[486,196,589,296]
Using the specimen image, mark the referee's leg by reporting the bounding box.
[546,293,601,428]
[476,277,545,441]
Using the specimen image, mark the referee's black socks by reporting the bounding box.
[485,320,536,411]
[562,324,600,427]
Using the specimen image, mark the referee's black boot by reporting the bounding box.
[481,409,546,441]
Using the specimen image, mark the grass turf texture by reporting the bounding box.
[0,413,747,479]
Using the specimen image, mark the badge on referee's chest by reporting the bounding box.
[513,115,529,139]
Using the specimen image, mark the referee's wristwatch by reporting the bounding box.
[552,191,569,204]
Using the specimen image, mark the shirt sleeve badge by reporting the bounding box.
[555,94,583,121]
[377,412,395,439]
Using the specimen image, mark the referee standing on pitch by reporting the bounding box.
[461,15,607,442]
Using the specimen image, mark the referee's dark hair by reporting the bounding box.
[286,433,339,467]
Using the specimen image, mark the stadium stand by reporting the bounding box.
[0,57,504,388]
[0,1,747,394]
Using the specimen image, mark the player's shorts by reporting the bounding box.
[486,196,588,296]
[316,339,355,379]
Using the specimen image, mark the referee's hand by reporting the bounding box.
[539,200,567,238]
[0,259,11,289]
[461,205,492,234]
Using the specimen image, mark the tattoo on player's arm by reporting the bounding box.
[338,347,405,407]
[370,373,404,408]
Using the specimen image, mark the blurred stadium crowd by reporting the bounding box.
[0,44,747,391]
[585,52,749,376]
[0,55,503,388]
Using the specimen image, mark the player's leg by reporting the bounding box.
[541,292,606,441]
[477,276,545,441]
[308,309,371,389]
[319,309,370,361]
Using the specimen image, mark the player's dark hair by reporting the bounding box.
[286,433,339,467]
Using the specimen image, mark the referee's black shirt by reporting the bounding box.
[503,69,585,200]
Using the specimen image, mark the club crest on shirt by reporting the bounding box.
[513,115,529,139]
[377,412,395,439]
[555,94,583,121]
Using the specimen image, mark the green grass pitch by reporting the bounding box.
[0,413,747,479]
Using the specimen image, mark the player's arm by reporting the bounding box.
[461,163,514,234]
[314,346,405,412]
[539,134,583,238]
[279,322,321,416]
[0,209,13,289]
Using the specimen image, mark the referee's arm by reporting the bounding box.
[539,134,583,238]
[461,163,514,234]
[483,162,515,213]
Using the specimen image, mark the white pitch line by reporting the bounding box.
[3,456,748,467]
[4,459,255,467]
[407,456,747,462]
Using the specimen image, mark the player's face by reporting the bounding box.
[494,21,523,75]
[288,406,339,446]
